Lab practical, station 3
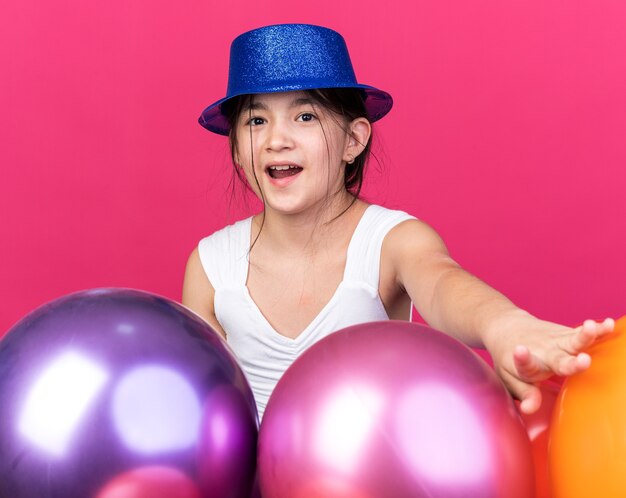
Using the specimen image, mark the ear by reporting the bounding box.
[343,117,372,164]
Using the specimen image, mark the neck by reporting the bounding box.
[252,193,365,253]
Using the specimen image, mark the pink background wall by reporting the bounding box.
[2,0,625,336]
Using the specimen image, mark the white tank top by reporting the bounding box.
[197,204,416,418]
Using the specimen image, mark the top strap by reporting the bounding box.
[344,205,416,288]
[197,217,252,290]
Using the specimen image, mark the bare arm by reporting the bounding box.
[384,219,517,345]
[182,247,227,340]
[385,219,614,413]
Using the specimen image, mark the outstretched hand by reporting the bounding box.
[490,317,615,414]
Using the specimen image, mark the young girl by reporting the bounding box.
[182,23,613,420]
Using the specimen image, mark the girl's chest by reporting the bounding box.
[245,255,345,339]
[244,250,409,339]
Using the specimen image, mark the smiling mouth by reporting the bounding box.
[267,165,303,179]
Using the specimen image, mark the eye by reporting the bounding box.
[245,116,266,126]
[297,112,317,122]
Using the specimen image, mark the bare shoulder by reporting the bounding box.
[183,246,206,286]
[382,218,459,289]
[182,247,226,339]
[384,218,450,259]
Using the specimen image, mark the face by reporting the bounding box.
[232,91,369,217]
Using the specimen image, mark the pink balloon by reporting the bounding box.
[95,466,201,498]
[258,321,535,498]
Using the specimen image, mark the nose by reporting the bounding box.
[264,121,295,152]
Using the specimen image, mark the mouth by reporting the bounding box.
[266,164,303,180]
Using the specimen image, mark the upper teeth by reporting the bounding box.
[269,165,297,170]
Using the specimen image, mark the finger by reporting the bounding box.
[502,372,542,414]
[568,320,598,352]
[568,318,615,353]
[554,351,591,376]
[513,345,547,382]
[599,317,616,334]
[519,387,542,415]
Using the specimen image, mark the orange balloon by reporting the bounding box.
[549,315,626,498]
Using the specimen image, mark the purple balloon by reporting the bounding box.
[0,288,258,498]
[258,321,535,498]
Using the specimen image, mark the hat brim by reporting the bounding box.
[198,85,393,136]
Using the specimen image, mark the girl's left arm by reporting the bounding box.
[385,219,614,414]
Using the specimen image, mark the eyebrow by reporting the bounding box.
[242,97,316,113]
[290,97,316,108]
